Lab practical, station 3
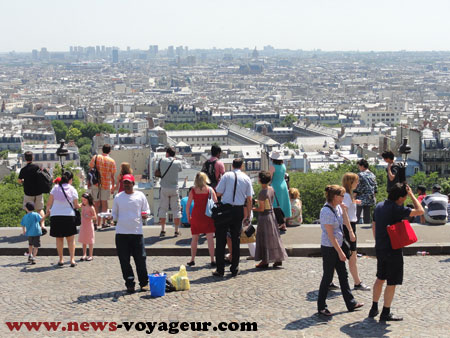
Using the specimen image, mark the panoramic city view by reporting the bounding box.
[1,0,450,337]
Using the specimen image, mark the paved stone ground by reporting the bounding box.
[1,255,450,337]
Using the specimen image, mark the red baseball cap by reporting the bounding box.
[123,174,135,183]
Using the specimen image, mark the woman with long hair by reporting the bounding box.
[186,172,217,267]
[317,185,363,316]
[342,173,370,291]
[116,162,133,194]
[46,171,80,267]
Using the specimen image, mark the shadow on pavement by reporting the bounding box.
[306,289,341,302]
[439,258,450,263]
[144,236,174,245]
[340,318,391,337]
[74,290,124,303]
[20,264,63,273]
[1,261,29,268]
[0,235,27,244]
[284,311,349,330]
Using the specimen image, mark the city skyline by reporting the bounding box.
[1,0,450,53]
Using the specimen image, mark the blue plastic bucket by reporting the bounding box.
[148,273,166,297]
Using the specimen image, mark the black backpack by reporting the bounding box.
[87,155,101,186]
[201,159,218,187]
[36,169,52,194]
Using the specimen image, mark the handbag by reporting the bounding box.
[205,188,215,218]
[240,224,256,244]
[60,184,81,226]
[324,205,351,259]
[387,219,417,249]
[273,191,285,225]
[211,172,237,228]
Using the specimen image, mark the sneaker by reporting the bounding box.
[212,270,224,278]
[140,285,150,292]
[126,286,135,294]
[368,308,379,318]
[329,282,340,290]
[30,257,36,265]
[354,282,371,291]
[379,312,403,322]
[28,255,33,263]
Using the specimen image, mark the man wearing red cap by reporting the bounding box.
[111,174,151,293]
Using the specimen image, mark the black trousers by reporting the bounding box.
[356,205,372,224]
[318,246,357,311]
[215,206,244,274]
[115,234,148,288]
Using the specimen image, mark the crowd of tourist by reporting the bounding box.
[17,144,445,321]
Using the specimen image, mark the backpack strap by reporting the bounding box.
[232,171,237,203]
[161,159,174,180]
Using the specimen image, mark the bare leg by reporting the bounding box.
[174,218,181,233]
[160,218,166,232]
[28,245,33,257]
[94,201,101,226]
[56,237,64,263]
[206,233,215,262]
[190,234,199,262]
[82,244,87,258]
[32,247,38,257]
[66,235,76,264]
[100,200,108,226]
[383,285,396,308]
[372,278,385,303]
[88,244,94,258]
[349,251,361,285]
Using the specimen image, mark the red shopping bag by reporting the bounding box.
[387,220,417,249]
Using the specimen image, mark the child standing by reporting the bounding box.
[78,192,97,261]
[21,202,45,264]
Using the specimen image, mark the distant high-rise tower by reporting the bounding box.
[167,46,175,58]
[252,47,259,59]
[112,49,119,63]
[31,49,38,60]
[1,100,5,113]
[40,47,49,60]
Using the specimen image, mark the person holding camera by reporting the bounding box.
[381,150,403,192]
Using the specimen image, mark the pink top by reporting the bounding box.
[210,157,225,183]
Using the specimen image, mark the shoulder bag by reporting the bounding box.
[60,184,81,226]
[273,190,286,225]
[324,204,351,259]
[205,187,215,218]
[155,159,174,179]
[211,172,237,228]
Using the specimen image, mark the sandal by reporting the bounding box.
[174,231,181,237]
[187,261,195,266]
[80,256,86,261]
[86,257,93,261]
[159,231,166,237]
[57,262,64,267]
[318,309,332,316]
[349,303,364,312]
[256,262,269,269]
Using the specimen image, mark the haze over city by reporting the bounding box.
[2,0,450,52]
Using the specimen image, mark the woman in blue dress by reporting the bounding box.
[269,151,291,231]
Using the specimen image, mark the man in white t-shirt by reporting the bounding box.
[111,174,150,294]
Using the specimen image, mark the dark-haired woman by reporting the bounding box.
[252,171,288,268]
[317,185,363,316]
[46,171,80,267]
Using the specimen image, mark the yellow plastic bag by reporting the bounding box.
[170,265,190,291]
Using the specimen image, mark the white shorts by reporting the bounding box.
[158,188,181,219]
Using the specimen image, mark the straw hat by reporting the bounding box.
[270,151,283,160]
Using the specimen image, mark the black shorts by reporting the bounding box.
[50,216,78,238]
[343,222,357,252]
[376,250,403,285]
[28,236,41,248]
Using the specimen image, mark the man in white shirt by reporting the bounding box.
[111,174,150,294]
[213,158,253,278]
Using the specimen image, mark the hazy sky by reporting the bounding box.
[1,0,450,52]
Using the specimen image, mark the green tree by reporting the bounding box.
[66,127,82,142]
[98,124,115,134]
[0,150,8,159]
[281,114,298,127]
[76,137,92,148]
[79,144,92,156]
[80,122,100,139]
[284,142,298,149]
[117,128,130,134]
[51,120,68,141]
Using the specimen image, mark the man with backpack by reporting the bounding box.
[201,145,225,190]
[89,144,116,229]
[18,151,47,218]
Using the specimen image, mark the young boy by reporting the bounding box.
[21,202,45,264]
